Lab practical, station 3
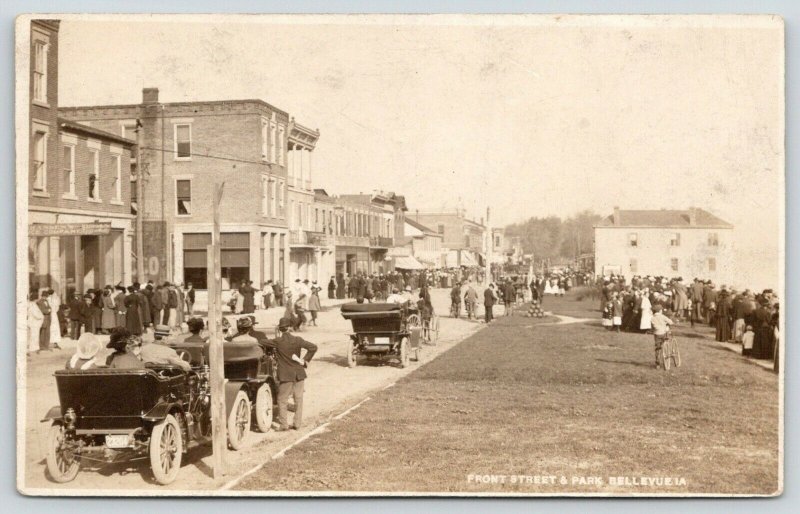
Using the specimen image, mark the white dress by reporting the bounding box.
[640,296,653,330]
[49,294,62,345]
[27,301,44,353]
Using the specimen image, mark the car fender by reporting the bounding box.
[41,405,62,422]
[143,401,184,423]
[225,381,248,418]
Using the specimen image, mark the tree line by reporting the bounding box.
[504,210,602,265]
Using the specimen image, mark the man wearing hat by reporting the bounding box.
[140,331,192,371]
[262,317,318,431]
[226,316,258,344]
[66,333,102,370]
[106,327,145,369]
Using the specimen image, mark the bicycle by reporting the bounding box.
[656,331,682,370]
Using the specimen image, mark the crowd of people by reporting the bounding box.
[598,274,780,362]
[26,281,196,355]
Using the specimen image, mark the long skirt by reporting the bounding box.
[716,317,732,342]
[752,326,775,360]
[39,316,51,350]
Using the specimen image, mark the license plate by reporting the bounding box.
[373,337,390,345]
[105,434,131,449]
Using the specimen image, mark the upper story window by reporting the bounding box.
[628,233,638,247]
[708,232,719,246]
[32,129,47,192]
[62,144,75,197]
[277,125,286,166]
[708,257,716,272]
[261,118,269,161]
[278,180,285,217]
[174,123,192,160]
[670,233,680,246]
[32,38,48,103]
[670,258,679,271]
[629,258,638,273]
[437,223,445,234]
[176,179,192,215]
[269,121,277,164]
[112,154,122,202]
[88,149,100,201]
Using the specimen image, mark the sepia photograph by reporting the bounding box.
[15,13,784,496]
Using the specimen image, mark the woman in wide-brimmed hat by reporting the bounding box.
[66,333,102,370]
[105,327,144,369]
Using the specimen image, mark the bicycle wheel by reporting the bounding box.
[662,341,672,371]
[672,338,681,368]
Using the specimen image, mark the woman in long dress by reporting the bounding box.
[235,283,245,314]
[113,286,127,328]
[101,288,117,332]
[49,289,62,347]
[27,292,44,354]
[715,290,732,342]
[639,289,653,331]
[124,286,143,335]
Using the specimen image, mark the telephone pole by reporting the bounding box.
[483,206,492,288]
[135,120,145,282]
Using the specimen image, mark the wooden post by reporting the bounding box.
[134,121,145,282]
[207,182,226,478]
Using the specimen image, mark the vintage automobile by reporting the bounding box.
[41,339,275,485]
[341,302,422,368]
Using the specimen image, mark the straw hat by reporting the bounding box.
[76,333,102,360]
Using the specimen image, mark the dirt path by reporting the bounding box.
[20,288,484,494]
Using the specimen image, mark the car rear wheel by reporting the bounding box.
[149,414,183,485]
[254,384,274,433]
[347,341,357,368]
[45,423,80,483]
[227,390,250,450]
[399,338,410,369]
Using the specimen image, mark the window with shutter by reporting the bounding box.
[32,131,46,192]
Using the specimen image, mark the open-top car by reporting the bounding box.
[42,338,276,486]
[341,302,422,368]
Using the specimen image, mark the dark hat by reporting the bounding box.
[107,327,131,350]
[278,317,292,330]
[236,316,253,330]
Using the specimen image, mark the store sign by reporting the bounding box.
[29,222,113,237]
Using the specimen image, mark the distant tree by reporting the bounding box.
[505,210,602,266]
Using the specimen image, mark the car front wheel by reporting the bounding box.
[45,422,80,483]
[254,384,274,433]
[149,414,183,485]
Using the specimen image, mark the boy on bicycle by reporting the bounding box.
[651,304,673,368]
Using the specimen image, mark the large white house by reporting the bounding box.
[594,207,733,283]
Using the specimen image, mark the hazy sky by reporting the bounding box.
[56,15,784,288]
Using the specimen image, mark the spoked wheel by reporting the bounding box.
[45,423,80,483]
[399,337,410,368]
[149,414,183,485]
[670,336,681,368]
[227,390,251,450]
[347,341,358,368]
[406,314,421,329]
[662,342,672,371]
[254,384,274,433]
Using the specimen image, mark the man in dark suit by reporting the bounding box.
[263,317,318,431]
[483,284,496,324]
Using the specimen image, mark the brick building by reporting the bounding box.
[400,218,442,269]
[337,192,405,275]
[28,20,136,301]
[593,207,734,283]
[414,210,486,267]
[60,89,291,290]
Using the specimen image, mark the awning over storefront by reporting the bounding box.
[394,255,425,270]
[461,252,478,267]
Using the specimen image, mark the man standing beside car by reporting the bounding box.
[263,317,318,431]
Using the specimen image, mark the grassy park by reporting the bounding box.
[236,293,779,495]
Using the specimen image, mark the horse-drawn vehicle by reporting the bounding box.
[42,338,277,485]
[341,302,422,368]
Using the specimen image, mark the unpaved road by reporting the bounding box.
[20,288,484,494]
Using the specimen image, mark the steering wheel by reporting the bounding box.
[177,350,192,364]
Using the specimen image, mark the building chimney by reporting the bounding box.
[613,206,620,226]
[688,207,697,226]
[142,87,159,104]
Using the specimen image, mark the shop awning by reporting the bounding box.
[461,252,478,267]
[394,255,425,270]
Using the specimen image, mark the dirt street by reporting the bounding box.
[20,287,485,494]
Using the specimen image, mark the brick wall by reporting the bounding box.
[28,20,59,209]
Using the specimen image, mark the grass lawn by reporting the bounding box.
[236,296,780,495]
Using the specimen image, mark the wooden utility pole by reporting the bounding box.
[483,206,491,288]
[207,182,226,478]
[134,120,145,282]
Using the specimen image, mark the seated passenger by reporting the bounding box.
[105,327,145,369]
[140,331,192,371]
[401,286,415,304]
[226,316,258,344]
[65,333,102,370]
[386,288,406,304]
[181,317,209,344]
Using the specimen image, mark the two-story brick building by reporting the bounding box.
[28,20,136,300]
[60,89,291,290]
[337,192,405,275]
[414,210,486,268]
[593,207,734,283]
